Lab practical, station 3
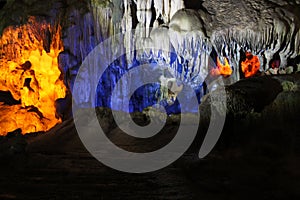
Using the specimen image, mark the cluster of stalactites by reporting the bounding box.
[90,0,300,86]
[211,17,300,80]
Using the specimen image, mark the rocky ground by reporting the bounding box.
[0,74,300,200]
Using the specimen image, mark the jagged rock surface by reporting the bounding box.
[1,0,300,113]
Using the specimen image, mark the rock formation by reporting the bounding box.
[0,0,300,115]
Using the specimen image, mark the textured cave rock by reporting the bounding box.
[203,0,300,76]
[1,74,299,161]
[18,74,300,157]
[1,2,300,198]
[88,0,300,111]
[1,0,300,114]
[192,74,300,161]
[157,0,300,83]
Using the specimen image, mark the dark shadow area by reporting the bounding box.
[0,0,6,10]
[0,91,21,105]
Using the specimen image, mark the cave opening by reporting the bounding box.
[269,53,281,69]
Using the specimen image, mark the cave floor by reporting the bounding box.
[1,117,300,200]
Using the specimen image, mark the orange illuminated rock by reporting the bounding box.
[211,57,233,76]
[0,17,66,136]
[241,52,260,78]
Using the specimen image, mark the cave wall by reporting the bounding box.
[1,0,300,114]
